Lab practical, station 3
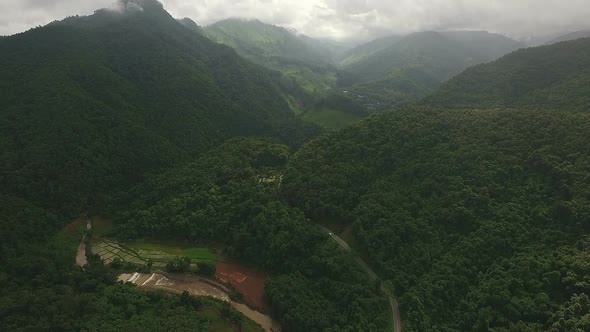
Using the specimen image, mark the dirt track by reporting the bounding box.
[75,217,91,267]
[320,226,402,332]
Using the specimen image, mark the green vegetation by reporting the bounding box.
[114,137,390,331]
[283,108,590,331]
[341,31,523,110]
[197,301,265,332]
[302,108,362,129]
[200,18,369,128]
[4,1,590,332]
[0,195,212,332]
[127,241,219,262]
[201,18,341,97]
[91,239,218,268]
[423,38,590,110]
[337,35,403,67]
[0,0,317,217]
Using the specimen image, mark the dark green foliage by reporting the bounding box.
[166,256,191,273]
[0,195,209,332]
[283,108,590,330]
[196,262,216,277]
[203,18,334,65]
[0,1,314,216]
[114,137,389,331]
[424,38,590,111]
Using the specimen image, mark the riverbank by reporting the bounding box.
[118,272,281,332]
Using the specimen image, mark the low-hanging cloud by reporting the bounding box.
[2,0,590,40]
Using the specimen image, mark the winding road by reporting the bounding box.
[320,226,402,332]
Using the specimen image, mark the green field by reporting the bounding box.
[302,108,362,129]
[91,239,219,268]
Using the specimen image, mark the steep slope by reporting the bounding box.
[440,31,525,60]
[283,108,590,331]
[202,18,365,128]
[0,0,315,215]
[340,31,522,110]
[337,35,403,67]
[545,30,590,45]
[203,18,331,64]
[111,137,390,332]
[423,38,590,110]
[345,31,520,83]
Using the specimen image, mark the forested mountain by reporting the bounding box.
[337,35,403,67]
[111,137,390,332]
[345,31,522,83]
[340,31,523,110]
[283,108,590,331]
[201,18,367,128]
[424,37,590,110]
[0,2,387,331]
[4,1,590,332]
[202,18,333,64]
[0,0,316,216]
[545,30,590,45]
[440,31,525,60]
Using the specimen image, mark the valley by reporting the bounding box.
[2,1,590,332]
[117,272,280,332]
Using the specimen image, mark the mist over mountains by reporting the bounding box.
[2,1,590,332]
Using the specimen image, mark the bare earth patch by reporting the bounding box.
[215,259,268,312]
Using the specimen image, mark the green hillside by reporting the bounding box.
[0,0,316,216]
[337,35,403,66]
[340,31,522,110]
[283,108,590,331]
[345,31,521,83]
[200,19,366,129]
[112,137,390,332]
[545,30,590,45]
[203,18,332,64]
[423,38,590,110]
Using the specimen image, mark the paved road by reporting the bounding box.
[320,226,402,332]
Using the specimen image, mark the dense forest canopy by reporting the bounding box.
[2,0,590,332]
[112,137,390,332]
[283,108,590,331]
[0,0,317,216]
[0,194,213,332]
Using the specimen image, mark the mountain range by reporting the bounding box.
[0,0,314,215]
[424,37,590,110]
[3,1,590,332]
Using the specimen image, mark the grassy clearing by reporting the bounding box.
[91,239,218,267]
[126,241,219,262]
[302,108,362,129]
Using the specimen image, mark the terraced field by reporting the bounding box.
[92,240,219,268]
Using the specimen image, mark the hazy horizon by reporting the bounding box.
[2,0,589,42]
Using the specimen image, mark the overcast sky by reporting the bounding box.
[2,0,590,40]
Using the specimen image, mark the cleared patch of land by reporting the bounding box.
[118,272,277,332]
[216,259,268,311]
[92,239,219,268]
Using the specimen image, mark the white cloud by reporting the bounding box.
[2,0,590,40]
